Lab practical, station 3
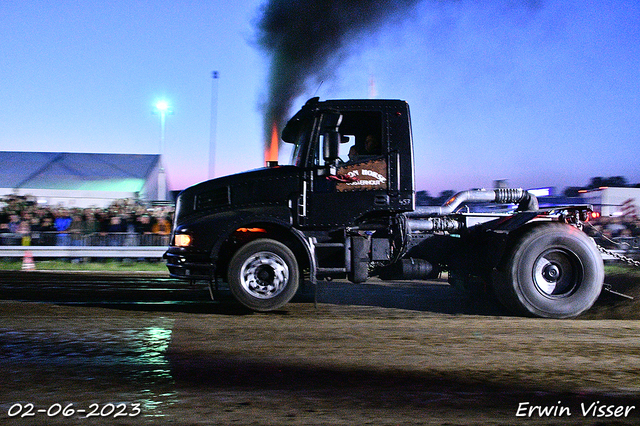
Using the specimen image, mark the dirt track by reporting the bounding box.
[0,271,639,425]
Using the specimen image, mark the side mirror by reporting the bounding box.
[323,131,340,163]
[321,112,342,164]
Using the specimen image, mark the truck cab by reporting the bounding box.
[284,98,416,227]
[165,98,604,318]
[165,98,415,288]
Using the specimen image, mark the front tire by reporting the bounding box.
[228,239,299,311]
[495,223,604,318]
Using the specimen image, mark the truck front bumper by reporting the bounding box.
[164,247,215,281]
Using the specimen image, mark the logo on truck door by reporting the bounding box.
[335,159,388,192]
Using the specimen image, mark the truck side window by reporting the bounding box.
[314,110,383,167]
[340,111,383,163]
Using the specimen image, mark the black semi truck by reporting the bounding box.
[164,98,603,318]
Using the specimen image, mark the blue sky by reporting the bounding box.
[1,0,639,195]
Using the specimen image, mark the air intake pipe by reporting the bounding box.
[407,188,538,218]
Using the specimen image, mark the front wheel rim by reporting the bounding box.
[532,249,582,298]
[240,251,289,299]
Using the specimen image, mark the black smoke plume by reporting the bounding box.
[256,0,421,162]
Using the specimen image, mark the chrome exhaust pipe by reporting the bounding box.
[407,188,535,217]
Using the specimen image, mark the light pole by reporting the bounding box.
[209,71,219,180]
[154,100,172,201]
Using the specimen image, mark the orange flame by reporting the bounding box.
[265,122,279,165]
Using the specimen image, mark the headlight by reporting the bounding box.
[174,234,192,247]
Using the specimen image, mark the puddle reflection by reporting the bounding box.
[0,318,178,418]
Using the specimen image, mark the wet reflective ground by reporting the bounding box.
[0,302,176,424]
[1,271,639,425]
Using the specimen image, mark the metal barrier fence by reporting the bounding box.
[0,246,167,259]
[0,232,169,259]
[0,232,170,247]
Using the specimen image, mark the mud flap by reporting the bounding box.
[349,235,370,283]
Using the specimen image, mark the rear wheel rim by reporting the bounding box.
[240,251,289,299]
[532,249,582,298]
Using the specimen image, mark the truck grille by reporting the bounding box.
[195,187,230,211]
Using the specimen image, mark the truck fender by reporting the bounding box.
[210,213,316,285]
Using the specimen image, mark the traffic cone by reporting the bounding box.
[21,250,36,271]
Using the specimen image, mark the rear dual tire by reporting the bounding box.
[495,223,604,318]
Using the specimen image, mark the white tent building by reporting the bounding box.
[0,151,167,208]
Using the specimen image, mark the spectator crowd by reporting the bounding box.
[0,194,174,246]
